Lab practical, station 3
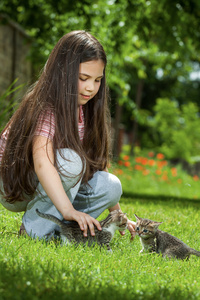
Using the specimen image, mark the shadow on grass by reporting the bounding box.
[122,192,200,207]
[0,261,197,300]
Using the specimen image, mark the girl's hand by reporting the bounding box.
[119,220,136,238]
[62,208,102,237]
[128,219,136,240]
[119,219,136,239]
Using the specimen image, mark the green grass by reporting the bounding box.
[1,197,200,299]
[1,154,200,299]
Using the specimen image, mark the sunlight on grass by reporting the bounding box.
[1,152,200,299]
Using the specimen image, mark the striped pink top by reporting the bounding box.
[0,106,84,162]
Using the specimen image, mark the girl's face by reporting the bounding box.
[78,59,104,106]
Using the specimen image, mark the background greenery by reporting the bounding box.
[0,0,200,161]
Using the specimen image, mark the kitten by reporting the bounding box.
[134,214,200,260]
[36,209,128,251]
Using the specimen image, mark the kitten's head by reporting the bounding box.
[102,210,128,230]
[134,214,162,239]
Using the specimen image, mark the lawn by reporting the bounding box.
[1,152,200,300]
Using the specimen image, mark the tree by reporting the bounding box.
[1,0,200,158]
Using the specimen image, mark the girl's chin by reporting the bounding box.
[78,97,92,106]
[78,100,89,106]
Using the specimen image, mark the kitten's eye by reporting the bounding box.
[143,229,148,233]
[136,227,139,231]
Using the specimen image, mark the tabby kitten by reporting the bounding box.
[36,209,128,251]
[135,214,200,260]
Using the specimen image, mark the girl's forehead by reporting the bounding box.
[79,60,104,76]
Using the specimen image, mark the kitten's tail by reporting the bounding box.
[36,209,63,227]
[189,248,200,257]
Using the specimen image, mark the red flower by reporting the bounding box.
[157,160,167,168]
[193,175,199,181]
[135,157,143,163]
[123,155,130,161]
[134,165,144,171]
[171,168,177,177]
[118,160,123,166]
[143,169,150,176]
[141,158,148,165]
[148,159,155,166]
[156,153,165,160]
[124,161,131,167]
[148,151,154,158]
[114,169,124,175]
[161,174,168,181]
[156,169,162,175]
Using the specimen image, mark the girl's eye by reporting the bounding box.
[143,229,148,233]
[79,78,101,83]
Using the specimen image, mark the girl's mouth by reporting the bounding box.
[81,94,91,99]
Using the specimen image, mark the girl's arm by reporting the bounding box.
[32,135,101,237]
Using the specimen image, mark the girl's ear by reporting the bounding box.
[134,214,141,221]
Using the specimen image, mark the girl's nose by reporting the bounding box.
[85,81,94,92]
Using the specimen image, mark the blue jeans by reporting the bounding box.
[18,149,122,239]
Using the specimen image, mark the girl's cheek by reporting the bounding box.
[95,82,101,93]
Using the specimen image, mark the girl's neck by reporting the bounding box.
[78,105,83,124]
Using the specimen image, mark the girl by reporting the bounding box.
[0,30,135,240]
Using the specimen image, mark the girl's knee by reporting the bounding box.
[106,173,122,207]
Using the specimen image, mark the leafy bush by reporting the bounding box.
[0,79,22,131]
[152,98,200,163]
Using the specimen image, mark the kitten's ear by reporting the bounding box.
[134,214,141,221]
[152,221,162,229]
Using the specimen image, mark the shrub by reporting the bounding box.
[152,98,200,162]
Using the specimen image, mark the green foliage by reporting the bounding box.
[1,0,200,99]
[151,98,200,162]
[0,80,22,130]
[0,0,200,156]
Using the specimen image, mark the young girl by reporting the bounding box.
[0,30,135,240]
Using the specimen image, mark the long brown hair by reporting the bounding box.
[0,30,111,203]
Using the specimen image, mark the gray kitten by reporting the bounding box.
[36,209,128,251]
[135,214,200,260]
